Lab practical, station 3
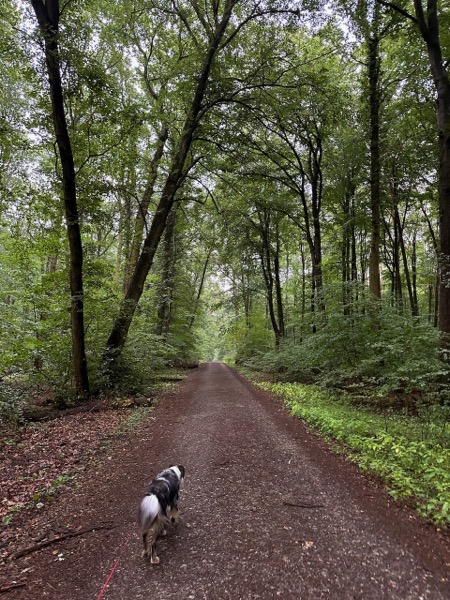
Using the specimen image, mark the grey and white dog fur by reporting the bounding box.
[138,465,185,564]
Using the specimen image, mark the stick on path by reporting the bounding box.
[10,363,450,599]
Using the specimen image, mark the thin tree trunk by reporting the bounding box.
[259,220,281,347]
[102,2,236,377]
[188,247,213,330]
[156,209,177,339]
[274,223,285,340]
[243,269,252,328]
[306,125,325,316]
[342,183,359,316]
[351,194,359,303]
[392,200,403,309]
[395,204,418,317]
[368,5,382,301]
[30,0,89,397]
[342,190,351,315]
[300,241,306,340]
[411,233,419,316]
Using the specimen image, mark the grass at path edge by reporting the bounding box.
[239,371,450,528]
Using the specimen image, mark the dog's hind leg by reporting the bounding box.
[142,532,149,558]
[150,538,160,565]
[169,505,179,524]
[168,496,180,524]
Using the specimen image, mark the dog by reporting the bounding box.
[138,465,185,564]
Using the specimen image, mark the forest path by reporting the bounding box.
[8,362,450,599]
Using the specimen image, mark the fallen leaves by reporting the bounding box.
[0,410,126,523]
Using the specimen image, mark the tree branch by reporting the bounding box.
[376,0,417,24]
[12,524,116,559]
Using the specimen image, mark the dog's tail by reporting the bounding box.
[138,494,161,531]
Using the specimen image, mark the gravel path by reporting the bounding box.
[7,363,450,599]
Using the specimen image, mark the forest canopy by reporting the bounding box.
[1,0,450,410]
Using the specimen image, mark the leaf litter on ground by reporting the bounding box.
[0,407,131,556]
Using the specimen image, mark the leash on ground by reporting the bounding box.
[95,530,134,600]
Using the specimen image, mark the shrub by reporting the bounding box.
[251,306,448,395]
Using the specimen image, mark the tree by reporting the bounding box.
[102,0,301,377]
[367,0,383,300]
[378,0,450,355]
[29,0,89,397]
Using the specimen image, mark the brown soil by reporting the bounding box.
[1,363,450,599]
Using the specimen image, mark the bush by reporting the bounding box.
[0,383,24,424]
[251,306,448,395]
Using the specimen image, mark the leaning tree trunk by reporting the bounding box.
[123,124,169,294]
[188,246,213,331]
[102,2,236,377]
[30,0,89,397]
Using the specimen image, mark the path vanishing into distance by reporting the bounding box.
[7,363,450,599]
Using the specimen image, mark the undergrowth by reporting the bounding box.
[251,377,450,527]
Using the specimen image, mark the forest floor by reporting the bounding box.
[1,362,450,599]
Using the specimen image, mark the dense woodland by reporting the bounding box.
[1,0,450,413]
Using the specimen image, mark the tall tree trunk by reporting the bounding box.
[412,0,450,355]
[258,213,281,347]
[395,203,418,317]
[391,191,403,309]
[307,125,325,315]
[382,0,450,352]
[411,233,419,316]
[299,241,306,340]
[420,199,439,323]
[342,178,359,316]
[351,195,359,303]
[274,223,285,340]
[30,0,89,397]
[294,125,325,326]
[342,189,351,315]
[368,4,382,301]
[102,2,236,377]
[242,267,252,328]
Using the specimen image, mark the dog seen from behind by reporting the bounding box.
[138,465,185,564]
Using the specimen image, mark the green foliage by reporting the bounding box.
[0,1,447,409]
[0,383,24,424]
[252,305,448,395]
[256,380,450,525]
[222,311,274,363]
[100,331,174,394]
[33,473,76,507]
[114,406,153,434]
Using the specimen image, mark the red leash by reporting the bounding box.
[95,531,134,600]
